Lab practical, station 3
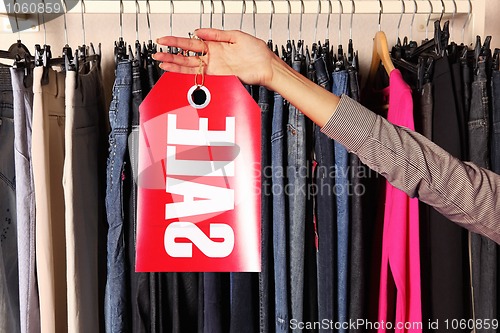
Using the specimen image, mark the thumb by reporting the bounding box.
[194,28,238,43]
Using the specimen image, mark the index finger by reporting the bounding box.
[156,36,206,53]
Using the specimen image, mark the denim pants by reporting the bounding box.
[0,67,20,333]
[204,273,223,333]
[313,61,337,332]
[347,67,366,332]
[105,60,132,333]
[126,56,151,333]
[272,91,289,333]
[469,60,497,332]
[11,68,39,333]
[491,70,500,173]
[258,85,274,333]
[287,59,307,333]
[332,70,349,333]
[468,60,490,168]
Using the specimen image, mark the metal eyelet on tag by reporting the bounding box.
[187,85,211,109]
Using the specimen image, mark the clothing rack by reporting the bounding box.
[0,0,472,15]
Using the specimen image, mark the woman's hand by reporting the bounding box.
[154,29,278,87]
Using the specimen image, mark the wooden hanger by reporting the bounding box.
[368,31,395,81]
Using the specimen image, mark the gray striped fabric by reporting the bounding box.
[321,94,500,244]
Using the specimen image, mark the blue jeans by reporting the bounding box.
[105,60,132,333]
[287,59,307,333]
[11,68,39,333]
[491,70,500,173]
[313,63,337,332]
[272,91,289,333]
[469,60,497,330]
[126,56,151,333]
[332,70,349,333]
[258,85,274,333]
[468,60,490,168]
[0,67,20,333]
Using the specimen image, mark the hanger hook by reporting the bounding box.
[313,0,321,42]
[462,0,472,43]
[135,0,140,42]
[425,0,433,40]
[337,0,343,45]
[39,0,47,45]
[62,0,69,45]
[240,0,246,31]
[378,0,383,32]
[439,0,445,22]
[170,0,174,36]
[349,0,355,40]
[450,0,457,39]
[80,0,86,45]
[410,0,417,41]
[286,0,291,41]
[326,0,332,41]
[252,0,257,36]
[209,0,214,29]
[200,0,204,29]
[146,0,152,41]
[119,0,124,39]
[269,0,275,41]
[221,0,225,30]
[397,0,405,41]
[299,0,304,41]
[11,0,20,39]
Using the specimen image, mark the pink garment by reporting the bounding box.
[378,70,422,333]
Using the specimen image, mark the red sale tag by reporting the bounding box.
[136,73,261,272]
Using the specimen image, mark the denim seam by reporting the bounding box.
[0,172,15,191]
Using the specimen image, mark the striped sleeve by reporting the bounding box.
[321,94,500,244]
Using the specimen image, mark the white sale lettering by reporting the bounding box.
[164,114,236,258]
[165,222,234,258]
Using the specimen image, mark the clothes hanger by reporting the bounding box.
[367,0,395,80]
[0,0,33,71]
[77,0,100,76]
[324,0,332,50]
[209,0,214,29]
[267,0,274,49]
[61,0,77,72]
[239,0,245,31]
[347,0,355,67]
[114,0,127,64]
[168,0,179,54]
[461,0,472,44]
[1,2,33,87]
[425,0,433,41]
[251,0,257,37]
[438,0,445,24]
[333,0,344,71]
[283,0,292,65]
[200,0,205,30]
[311,0,321,61]
[449,0,457,40]
[132,0,141,62]
[295,0,304,61]
[143,0,157,67]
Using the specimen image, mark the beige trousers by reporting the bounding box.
[32,66,67,333]
[63,67,103,333]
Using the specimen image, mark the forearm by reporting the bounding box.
[322,95,500,244]
[267,54,340,127]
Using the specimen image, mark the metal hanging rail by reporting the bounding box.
[55,0,470,15]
